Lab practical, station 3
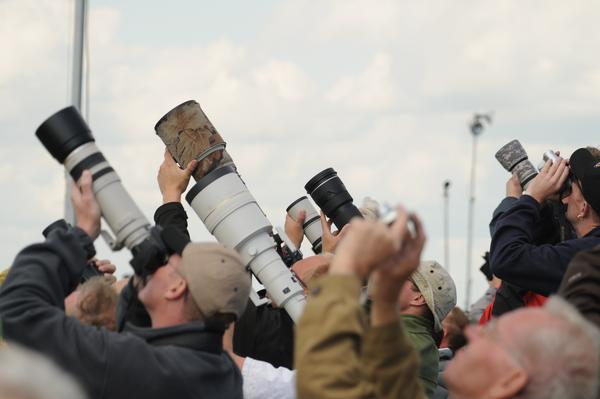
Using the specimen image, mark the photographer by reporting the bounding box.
[150,149,297,369]
[0,170,250,399]
[295,207,427,399]
[489,147,600,295]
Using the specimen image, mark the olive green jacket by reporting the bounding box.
[402,315,439,398]
[295,275,426,399]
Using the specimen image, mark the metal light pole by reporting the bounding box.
[465,113,492,310]
[64,0,87,225]
[443,180,451,272]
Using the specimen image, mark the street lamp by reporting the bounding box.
[465,112,492,310]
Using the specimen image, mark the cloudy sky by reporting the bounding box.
[2,0,600,307]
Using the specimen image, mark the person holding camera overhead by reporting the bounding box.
[0,167,249,399]
[490,147,600,296]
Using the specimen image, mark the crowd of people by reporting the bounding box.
[0,144,599,399]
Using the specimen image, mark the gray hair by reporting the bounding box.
[513,296,600,399]
[0,344,87,399]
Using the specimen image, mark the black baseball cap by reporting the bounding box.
[569,148,600,215]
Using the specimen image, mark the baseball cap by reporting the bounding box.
[411,260,457,332]
[178,242,251,320]
[569,148,600,215]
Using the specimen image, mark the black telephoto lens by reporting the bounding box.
[304,168,362,230]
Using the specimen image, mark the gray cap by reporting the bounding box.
[411,260,457,332]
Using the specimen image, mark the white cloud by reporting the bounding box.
[327,53,396,109]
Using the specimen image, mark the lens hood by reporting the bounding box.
[35,106,94,163]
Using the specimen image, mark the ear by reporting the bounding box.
[409,292,427,307]
[581,201,590,218]
[164,276,187,301]
[487,367,527,398]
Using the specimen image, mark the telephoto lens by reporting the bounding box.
[36,106,152,251]
[155,100,306,323]
[304,168,362,230]
[286,196,323,254]
[495,139,538,189]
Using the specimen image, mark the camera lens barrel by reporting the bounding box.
[36,106,151,251]
[286,196,323,253]
[305,168,362,230]
[495,140,538,189]
[186,165,306,323]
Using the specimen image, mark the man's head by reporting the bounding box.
[138,242,252,328]
[291,255,331,289]
[441,306,469,352]
[398,260,457,332]
[445,297,600,399]
[562,147,600,233]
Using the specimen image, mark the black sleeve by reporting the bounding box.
[154,202,190,239]
[0,227,113,397]
[116,277,151,331]
[233,302,294,369]
[489,197,519,236]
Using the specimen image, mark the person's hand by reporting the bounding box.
[72,170,101,240]
[284,210,305,249]
[506,174,522,198]
[524,158,570,204]
[329,213,406,280]
[320,211,351,254]
[93,258,117,283]
[370,209,426,305]
[157,148,198,203]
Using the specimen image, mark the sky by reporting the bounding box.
[1,0,600,308]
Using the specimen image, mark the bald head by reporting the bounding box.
[292,255,331,287]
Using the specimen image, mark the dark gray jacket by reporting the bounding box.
[0,226,243,399]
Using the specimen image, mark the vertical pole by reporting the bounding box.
[443,180,450,273]
[65,0,87,225]
[465,134,478,309]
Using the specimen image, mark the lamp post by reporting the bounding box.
[443,180,451,272]
[64,0,87,225]
[465,113,492,310]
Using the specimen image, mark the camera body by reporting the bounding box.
[42,219,101,282]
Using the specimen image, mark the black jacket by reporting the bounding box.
[0,226,243,399]
[154,202,296,369]
[490,195,600,295]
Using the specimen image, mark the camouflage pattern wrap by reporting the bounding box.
[495,139,538,189]
[154,100,235,181]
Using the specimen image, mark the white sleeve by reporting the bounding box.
[242,357,296,399]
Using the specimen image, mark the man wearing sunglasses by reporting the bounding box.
[489,147,600,296]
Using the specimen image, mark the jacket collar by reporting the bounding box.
[124,321,225,354]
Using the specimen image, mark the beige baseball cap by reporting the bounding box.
[411,260,457,332]
[178,242,251,320]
